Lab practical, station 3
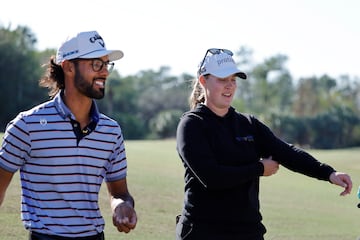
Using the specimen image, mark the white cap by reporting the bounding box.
[56,31,124,64]
[198,52,247,79]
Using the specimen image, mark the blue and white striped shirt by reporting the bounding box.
[0,91,127,237]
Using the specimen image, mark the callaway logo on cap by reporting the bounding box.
[56,31,123,64]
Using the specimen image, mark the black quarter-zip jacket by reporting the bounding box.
[176,104,335,234]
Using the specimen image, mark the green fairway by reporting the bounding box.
[0,138,359,239]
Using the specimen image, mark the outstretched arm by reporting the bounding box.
[329,172,352,196]
[106,178,137,233]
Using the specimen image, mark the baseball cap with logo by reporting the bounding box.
[56,31,124,64]
[198,49,247,79]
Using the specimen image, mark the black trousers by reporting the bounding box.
[175,215,265,240]
[29,231,104,240]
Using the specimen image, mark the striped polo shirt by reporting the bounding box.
[0,90,127,238]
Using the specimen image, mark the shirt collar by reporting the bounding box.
[53,90,100,123]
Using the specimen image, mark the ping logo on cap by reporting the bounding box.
[217,56,235,66]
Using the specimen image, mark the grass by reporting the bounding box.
[0,137,359,239]
[260,147,360,240]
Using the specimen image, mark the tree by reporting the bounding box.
[97,67,190,139]
[0,25,47,131]
[1,25,359,147]
[238,54,293,116]
[292,77,321,117]
[134,67,189,138]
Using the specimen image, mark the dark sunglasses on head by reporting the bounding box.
[198,48,233,76]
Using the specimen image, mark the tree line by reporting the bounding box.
[1,25,359,149]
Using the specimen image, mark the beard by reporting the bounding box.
[74,68,105,99]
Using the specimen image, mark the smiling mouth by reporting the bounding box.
[95,80,105,87]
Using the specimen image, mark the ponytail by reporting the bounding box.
[189,77,205,110]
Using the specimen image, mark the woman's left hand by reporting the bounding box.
[329,172,353,196]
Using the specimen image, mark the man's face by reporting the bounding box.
[73,57,111,99]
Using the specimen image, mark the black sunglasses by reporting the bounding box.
[198,48,233,76]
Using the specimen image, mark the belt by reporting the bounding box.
[29,231,104,240]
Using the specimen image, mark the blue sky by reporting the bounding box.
[1,0,359,79]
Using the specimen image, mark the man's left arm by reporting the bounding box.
[106,178,137,233]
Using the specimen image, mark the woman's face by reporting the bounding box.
[200,74,237,116]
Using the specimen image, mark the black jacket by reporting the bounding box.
[176,104,335,234]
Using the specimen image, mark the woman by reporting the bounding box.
[175,48,352,240]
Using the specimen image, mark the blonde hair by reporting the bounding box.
[188,76,206,110]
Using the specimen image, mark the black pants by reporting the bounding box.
[175,215,265,240]
[29,231,104,240]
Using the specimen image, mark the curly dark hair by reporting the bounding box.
[39,56,65,98]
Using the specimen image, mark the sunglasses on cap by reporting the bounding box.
[198,48,233,76]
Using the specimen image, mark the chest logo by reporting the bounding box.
[40,118,47,126]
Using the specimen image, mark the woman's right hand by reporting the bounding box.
[260,156,280,176]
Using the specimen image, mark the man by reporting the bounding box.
[0,30,137,239]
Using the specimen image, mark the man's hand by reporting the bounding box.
[112,201,137,233]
